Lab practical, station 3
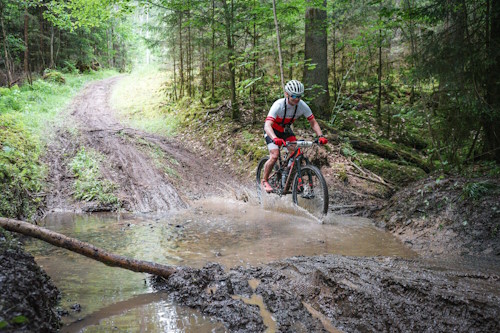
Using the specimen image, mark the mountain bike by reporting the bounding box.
[256,139,329,217]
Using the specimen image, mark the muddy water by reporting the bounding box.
[27,198,415,332]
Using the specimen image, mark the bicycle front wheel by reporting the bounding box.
[292,165,329,216]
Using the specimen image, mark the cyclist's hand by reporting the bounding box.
[273,138,286,147]
[318,136,328,145]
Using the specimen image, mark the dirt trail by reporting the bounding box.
[44,76,247,214]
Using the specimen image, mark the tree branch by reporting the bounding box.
[0,217,176,279]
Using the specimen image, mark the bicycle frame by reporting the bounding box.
[276,141,311,195]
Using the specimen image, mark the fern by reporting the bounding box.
[461,181,496,201]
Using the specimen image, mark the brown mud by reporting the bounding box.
[2,76,499,332]
[151,256,499,332]
[0,233,61,332]
[375,176,500,257]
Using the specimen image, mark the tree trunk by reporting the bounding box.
[173,52,177,100]
[252,0,259,123]
[304,1,329,118]
[272,0,284,89]
[38,7,46,72]
[221,0,238,120]
[332,23,337,102]
[377,22,383,127]
[50,25,54,68]
[24,9,32,84]
[318,120,431,172]
[404,0,417,104]
[0,218,176,279]
[187,2,192,97]
[178,12,184,98]
[107,28,113,67]
[201,42,207,96]
[485,0,500,162]
[350,134,429,172]
[0,12,12,86]
[211,0,215,100]
[55,29,61,64]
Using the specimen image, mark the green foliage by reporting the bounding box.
[0,114,45,220]
[42,70,66,84]
[0,86,22,112]
[461,181,497,201]
[69,147,119,206]
[341,142,357,158]
[241,130,253,141]
[360,156,427,185]
[44,0,131,30]
[0,314,30,330]
[0,0,134,80]
[11,315,29,324]
[61,61,79,74]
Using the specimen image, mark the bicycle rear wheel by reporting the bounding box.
[256,157,280,199]
[292,165,329,216]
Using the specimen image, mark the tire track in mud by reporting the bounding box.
[44,76,245,214]
[151,256,500,332]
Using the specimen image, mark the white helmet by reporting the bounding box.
[284,80,304,96]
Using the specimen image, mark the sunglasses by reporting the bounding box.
[290,94,302,99]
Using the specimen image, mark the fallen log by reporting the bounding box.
[317,119,431,173]
[347,134,430,173]
[0,217,176,278]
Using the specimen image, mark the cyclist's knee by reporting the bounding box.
[269,149,279,160]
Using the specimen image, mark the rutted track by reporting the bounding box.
[44,76,246,214]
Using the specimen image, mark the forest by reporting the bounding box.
[1,1,500,332]
[1,0,499,167]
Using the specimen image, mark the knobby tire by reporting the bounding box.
[292,164,329,216]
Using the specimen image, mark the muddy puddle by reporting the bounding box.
[26,198,416,332]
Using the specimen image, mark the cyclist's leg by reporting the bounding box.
[262,135,279,192]
[263,149,279,181]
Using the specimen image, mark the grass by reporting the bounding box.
[2,70,117,140]
[110,66,180,136]
[69,147,119,206]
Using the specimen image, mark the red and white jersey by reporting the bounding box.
[265,98,314,133]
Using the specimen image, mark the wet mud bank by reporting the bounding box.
[375,176,500,257]
[0,234,61,332]
[152,255,500,332]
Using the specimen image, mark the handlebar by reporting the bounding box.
[285,139,319,148]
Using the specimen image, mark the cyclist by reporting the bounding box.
[261,80,328,193]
